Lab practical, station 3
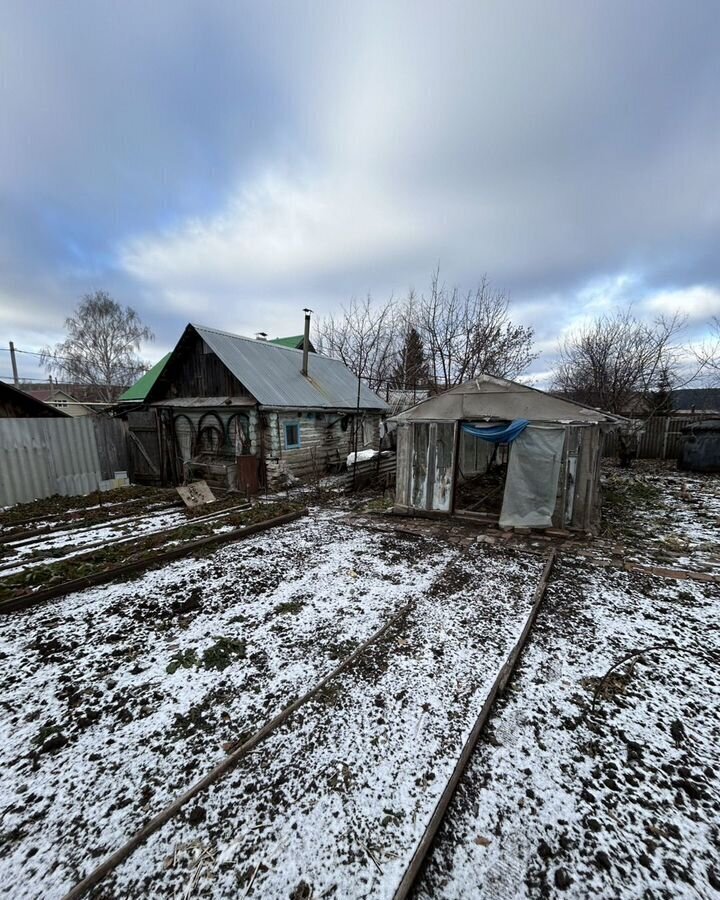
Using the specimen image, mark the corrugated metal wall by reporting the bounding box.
[0,417,127,507]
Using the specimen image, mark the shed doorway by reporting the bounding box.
[453,422,565,529]
[454,423,510,517]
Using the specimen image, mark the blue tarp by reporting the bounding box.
[462,419,529,444]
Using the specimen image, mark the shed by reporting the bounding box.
[127,323,387,490]
[391,375,622,532]
[678,419,720,473]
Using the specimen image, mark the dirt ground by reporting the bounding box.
[1,464,718,899]
[0,506,543,899]
[415,463,720,900]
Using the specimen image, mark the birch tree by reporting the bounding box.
[417,269,536,389]
[315,295,399,394]
[42,291,154,401]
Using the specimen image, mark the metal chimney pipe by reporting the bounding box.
[302,308,312,377]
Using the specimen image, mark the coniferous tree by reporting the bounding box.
[392,327,431,392]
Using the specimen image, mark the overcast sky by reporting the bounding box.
[1,0,719,384]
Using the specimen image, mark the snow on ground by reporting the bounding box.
[0,507,191,576]
[418,557,720,900]
[0,511,534,898]
[594,462,720,576]
[95,542,543,898]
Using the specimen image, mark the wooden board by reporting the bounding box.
[176,480,216,507]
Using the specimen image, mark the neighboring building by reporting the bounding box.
[23,387,94,417]
[386,388,430,416]
[124,323,387,490]
[391,374,623,533]
[0,381,69,418]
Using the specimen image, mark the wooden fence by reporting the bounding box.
[602,416,710,460]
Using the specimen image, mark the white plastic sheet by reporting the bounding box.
[499,427,565,528]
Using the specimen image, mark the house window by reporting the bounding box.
[284,421,301,449]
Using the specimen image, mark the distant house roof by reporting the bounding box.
[22,387,95,415]
[671,388,720,414]
[153,324,387,411]
[391,374,623,424]
[268,335,316,352]
[0,381,69,418]
[119,353,172,402]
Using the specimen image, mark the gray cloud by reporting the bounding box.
[1,0,719,379]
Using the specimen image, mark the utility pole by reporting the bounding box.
[9,342,19,386]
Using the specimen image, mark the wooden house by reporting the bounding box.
[126,321,387,490]
[23,387,95,417]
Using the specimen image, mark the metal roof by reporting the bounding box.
[192,324,388,411]
[391,374,623,424]
[119,353,172,402]
[671,388,720,413]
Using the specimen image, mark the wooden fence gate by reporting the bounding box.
[126,409,164,485]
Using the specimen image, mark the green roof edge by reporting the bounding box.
[268,335,304,348]
[118,352,172,401]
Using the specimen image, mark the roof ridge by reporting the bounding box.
[191,323,351,363]
[192,322,309,355]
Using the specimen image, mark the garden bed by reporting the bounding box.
[0,502,303,608]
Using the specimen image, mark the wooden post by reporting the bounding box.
[449,420,461,514]
[9,341,19,386]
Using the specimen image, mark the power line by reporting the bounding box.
[0,346,79,365]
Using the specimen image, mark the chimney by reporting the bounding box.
[302,309,312,377]
[255,332,268,342]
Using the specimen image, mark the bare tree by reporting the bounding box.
[42,291,154,401]
[552,309,686,414]
[695,316,720,384]
[317,272,535,396]
[417,269,537,389]
[315,295,399,394]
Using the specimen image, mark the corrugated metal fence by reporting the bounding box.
[602,416,708,460]
[0,417,128,507]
